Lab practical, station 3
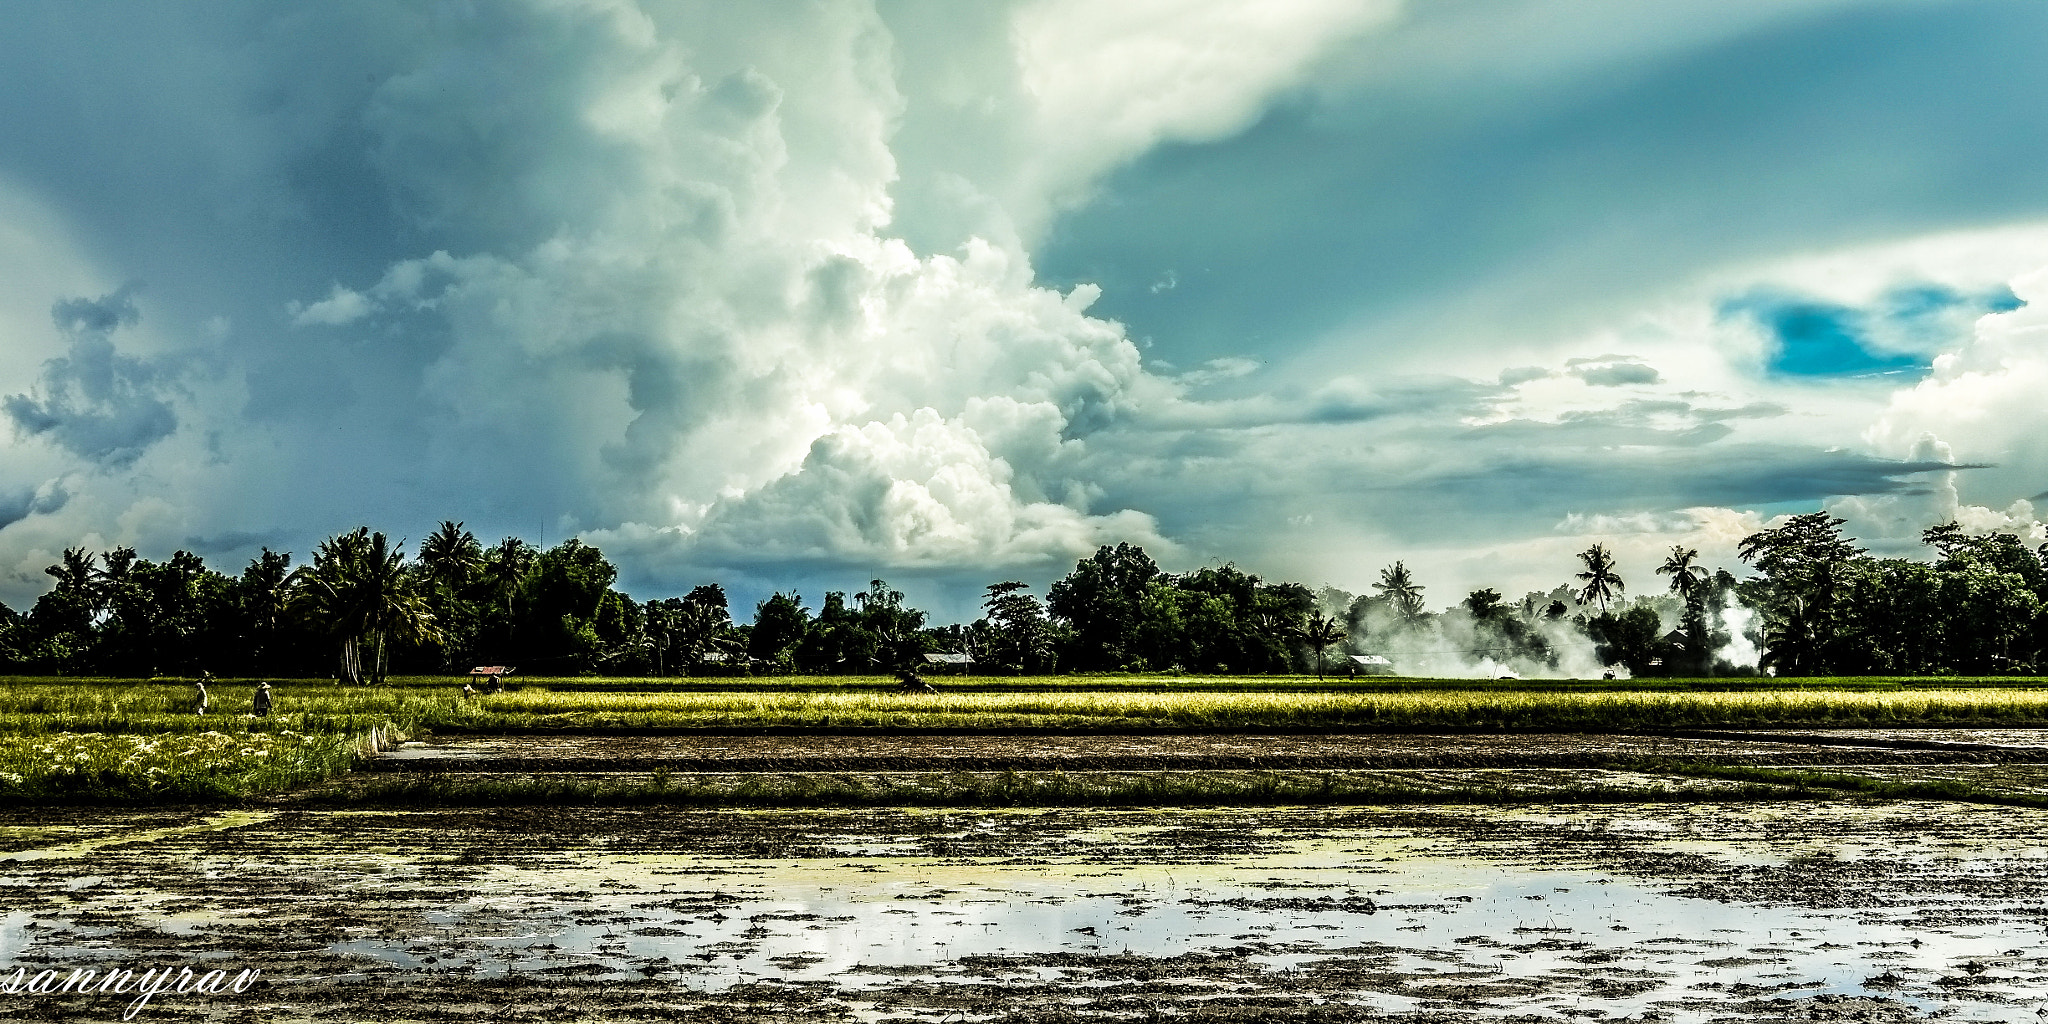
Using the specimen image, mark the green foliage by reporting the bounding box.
[1739,516,2048,676]
[972,581,1057,674]
[1047,543,1161,669]
[1046,550,1314,673]
[10,510,2048,684]
[292,528,439,684]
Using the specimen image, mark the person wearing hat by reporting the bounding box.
[252,681,273,717]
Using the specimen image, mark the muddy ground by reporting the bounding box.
[8,731,2048,1021]
[366,729,2048,773]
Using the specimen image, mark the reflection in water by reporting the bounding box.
[6,803,2048,1020]
[328,825,2041,1021]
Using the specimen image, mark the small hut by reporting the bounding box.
[922,652,975,676]
[468,665,515,693]
[1347,654,1396,677]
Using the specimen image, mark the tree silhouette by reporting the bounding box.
[1298,610,1347,680]
[1655,546,1707,602]
[1575,543,1624,614]
[239,548,294,673]
[292,528,438,684]
[1372,562,1426,622]
[1463,588,1504,620]
[419,521,483,594]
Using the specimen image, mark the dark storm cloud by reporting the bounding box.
[4,289,178,467]
[1142,375,1500,431]
[3,1,2046,616]
[0,481,69,532]
[1566,356,1661,387]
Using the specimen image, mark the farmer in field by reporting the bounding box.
[488,672,503,694]
[252,681,273,717]
[461,681,477,700]
[193,678,209,716]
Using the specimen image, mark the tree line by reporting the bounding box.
[0,513,2043,679]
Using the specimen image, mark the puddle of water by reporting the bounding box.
[291,818,2048,1020]
[8,804,2048,1020]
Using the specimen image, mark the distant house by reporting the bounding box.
[701,651,770,671]
[923,652,974,674]
[1347,654,1395,676]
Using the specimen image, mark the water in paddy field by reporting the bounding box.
[4,803,2048,1020]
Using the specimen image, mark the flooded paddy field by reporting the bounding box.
[7,799,2048,1022]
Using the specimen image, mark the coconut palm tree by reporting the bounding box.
[1655,545,1708,604]
[292,528,438,684]
[1372,562,1426,622]
[239,548,294,673]
[1298,610,1347,680]
[419,520,483,594]
[1575,543,1624,614]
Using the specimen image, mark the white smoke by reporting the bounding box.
[1343,593,1618,680]
[1716,591,1761,670]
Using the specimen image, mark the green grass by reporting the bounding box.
[1660,763,2048,809]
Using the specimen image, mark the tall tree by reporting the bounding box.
[1298,610,1347,680]
[517,540,620,672]
[749,592,810,670]
[239,548,295,674]
[419,521,484,594]
[1655,546,1707,603]
[1574,543,1624,614]
[1047,543,1162,671]
[854,579,931,669]
[979,581,1053,674]
[1739,512,1865,674]
[1372,562,1426,622]
[293,528,438,684]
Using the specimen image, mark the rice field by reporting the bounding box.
[7,676,2048,804]
[438,685,2048,731]
[0,728,360,802]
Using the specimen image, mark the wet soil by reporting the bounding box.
[7,801,2048,1021]
[368,730,2048,773]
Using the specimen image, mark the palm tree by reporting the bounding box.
[1464,588,1504,620]
[1298,610,1347,680]
[1655,545,1708,604]
[240,548,294,673]
[292,528,439,684]
[1761,595,1817,677]
[1575,543,1624,614]
[419,521,483,594]
[1372,562,1426,622]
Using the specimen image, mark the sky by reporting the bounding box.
[3,0,2048,619]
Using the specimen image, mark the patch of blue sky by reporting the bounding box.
[1036,3,2048,373]
[1722,284,2023,380]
